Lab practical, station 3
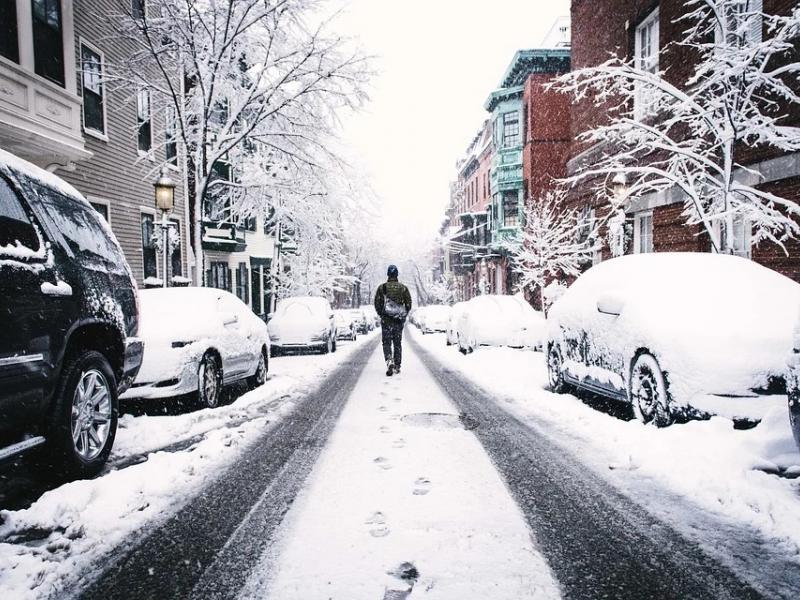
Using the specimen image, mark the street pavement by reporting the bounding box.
[69,334,792,599]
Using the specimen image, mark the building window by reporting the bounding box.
[168,219,182,277]
[634,7,659,119]
[713,216,751,258]
[716,0,762,47]
[634,211,653,254]
[32,0,64,86]
[1,0,19,62]
[209,262,230,291]
[90,201,109,221]
[235,262,249,304]
[165,106,178,165]
[141,213,157,279]
[502,191,519,228]
[502,111,520,148]
[137,90,152,152]
[81,43,105,135]
[132,0,145,19]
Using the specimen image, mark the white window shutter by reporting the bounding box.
[748,0,763,45]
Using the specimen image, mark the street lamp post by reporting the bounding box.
[154,168,176,289]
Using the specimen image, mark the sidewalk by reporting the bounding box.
[244,340,560,599]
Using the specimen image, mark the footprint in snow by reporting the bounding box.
[392,438,406,449]
[379,425,392,434]
[374,456,393,470]
[378,405,388,412]
[413,477,432,496]
[394,397,403,403]
[366,512,390,538]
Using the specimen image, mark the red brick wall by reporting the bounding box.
[751,176,800,282]
[567,0,800,283]
[523,73,572,199]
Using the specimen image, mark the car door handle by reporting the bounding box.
[41,281,73,297]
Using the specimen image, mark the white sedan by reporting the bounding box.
[546,253,800,426]
[418,305,453,334]
[268,296,337,355]
[122,287,270,409]
[446,302,469,346]
[457,294,545,353]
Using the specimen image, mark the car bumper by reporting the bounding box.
[271,341,326,351]
[119,337,144,394]
[120,374,198,400]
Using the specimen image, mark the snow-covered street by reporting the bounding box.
[245,337,560,599]
[4,326,800,598]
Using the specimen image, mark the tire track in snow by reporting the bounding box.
[76,338,380,600]
[410,335,765,600]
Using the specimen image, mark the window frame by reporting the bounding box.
[633,7,660,120]
[502,111,520,149]
[87,196,111,225]
[714,0,763,48]
[0,0,20,63]
[79,39,108,140]
[31,0,65,87]
[136,89,153,155]
[164,105,178,167]
[633,210,654,254]
[140,209,158,280]
[131,0,146,19]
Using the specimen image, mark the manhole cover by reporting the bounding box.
[401,412,478,430]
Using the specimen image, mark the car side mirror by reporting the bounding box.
[596,292,625,316]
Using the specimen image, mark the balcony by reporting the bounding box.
[0,56,89,168]
[201,220,247,253]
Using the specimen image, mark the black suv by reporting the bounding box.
[0,150,143,477]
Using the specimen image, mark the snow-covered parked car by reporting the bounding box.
[547,253,800,427]
[446,302,469,346]
[347,308,371,334]
[362,305,380,328]
[457,294,545,353]
[122,287,269,408]
[418,305,452,334]
[269,296,337,355]
[0,149,143,477]
[334,311,358,341]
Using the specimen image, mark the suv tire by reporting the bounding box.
[49,350,118,478]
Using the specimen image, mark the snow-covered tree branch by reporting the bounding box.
[556,0,800,253]
[511,192,596,310]
[111,0,371,285]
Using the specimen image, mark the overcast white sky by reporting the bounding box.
[335,0,570,252]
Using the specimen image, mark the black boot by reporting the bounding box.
[386,359,394,376]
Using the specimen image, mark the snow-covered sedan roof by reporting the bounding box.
[276,296,331,315]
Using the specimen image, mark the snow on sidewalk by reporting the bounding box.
[243,342,561,600]
[409,329,800,563]
[0,334,377,600]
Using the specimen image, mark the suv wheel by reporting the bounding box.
[198,353,222,408]
[547,344,566,393]
[630,353,673,427]
[50,350,118,478]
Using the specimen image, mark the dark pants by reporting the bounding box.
[381,318,404,366]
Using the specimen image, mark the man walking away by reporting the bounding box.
[374,265,412,376]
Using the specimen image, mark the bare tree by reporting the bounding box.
[511,192,596,310]
[557,0,800,253]
[113,0,370,284]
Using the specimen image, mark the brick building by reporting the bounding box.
[445,22,573,300]
[567,0,800,281]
